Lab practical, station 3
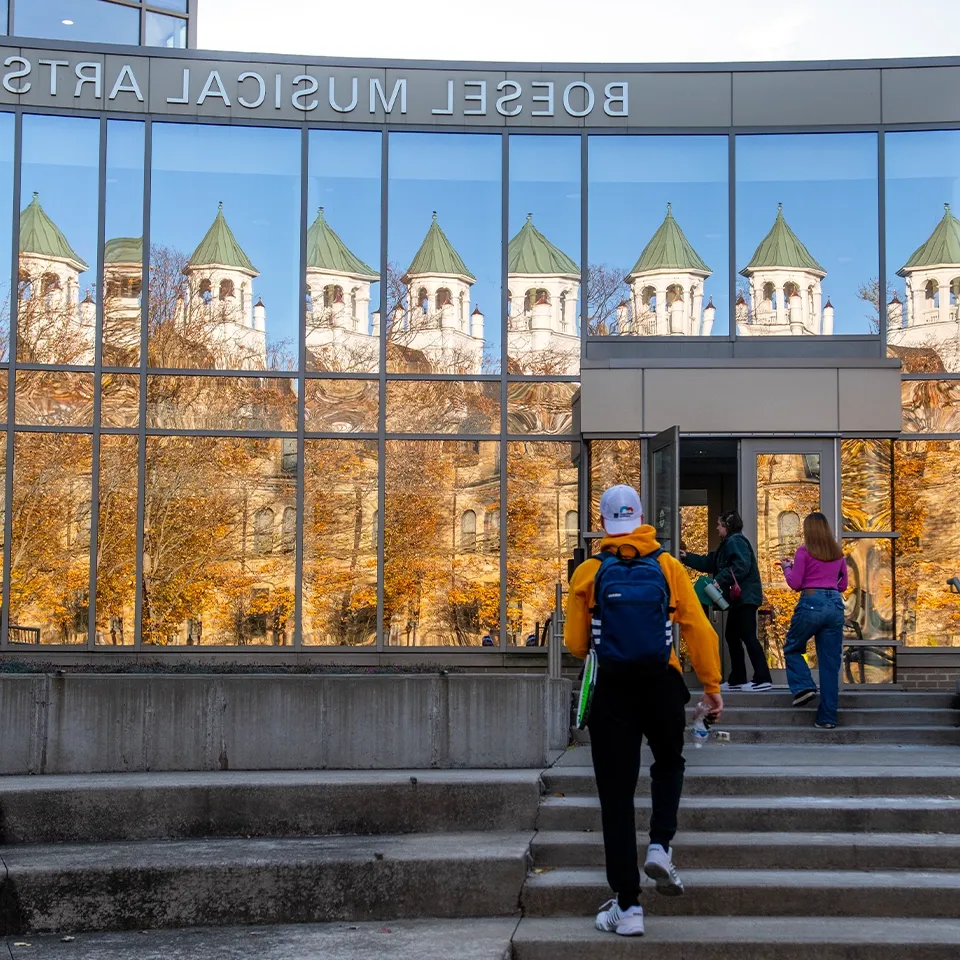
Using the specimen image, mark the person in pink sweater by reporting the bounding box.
[780,513,848,728]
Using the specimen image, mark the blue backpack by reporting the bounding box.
[590,546,674,667]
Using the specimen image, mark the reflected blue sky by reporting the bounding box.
[151,123,301,363]
[886,130,960,300]
[589,136,730,334]
[736,133,878,335]
[388,132,501,367]
[15,0,140,43]
[307,129,381,327]
[21,114,101,289]
[8,119,960,353]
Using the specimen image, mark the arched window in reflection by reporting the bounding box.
[219,279,235,301]
[19,269,32,301]
[254,508,275,555]
[784,281,799,302]
[565,509,579,548]
[951,278,960,307]
[281,507,296,554]
[507,289,513,317]
[484,507,500,552]
[778,510,801,555]
[763,282,777,311]
[199,278,213,304]
[324,284,345,307]
[461,509,477,552]
[281,438,297,474]
[41,273,60,298]
[666,284,683,305]
[641,286,657,317]
[926,279,940,309]
[525,288,550,311]
[436,287,452,309]
[418,287,429,313]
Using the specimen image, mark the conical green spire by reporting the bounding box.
[404,212,475,281]
[188,203,257,274]
[104,236,143,264]
[307,208,378,278]
[741,203,825,276]
[898,204,960,276]
[628,204,710,277]
[508,214,579,275]
[19,192,88,272]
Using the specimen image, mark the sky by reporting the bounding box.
[198,0,958,63]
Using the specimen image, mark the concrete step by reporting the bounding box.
[571,725,960,746]
[531,830,960,870]
[512,916,960,959]
[521,866,960,917]
[697,691,957,709]
[693,708,959,727]
[1,832,531,934]
[0,769,541,845]
[537,794,960,833]
[2,919,519,960]
[542,765,960,797]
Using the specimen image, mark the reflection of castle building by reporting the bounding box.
[103,236,143,361]
[17,193,95,364]
[888,204,960,366]
[737,204,834,337]
[305,208,380,372]
[398,213,485,374]
[507,215,580,373]
[621,204,715,336]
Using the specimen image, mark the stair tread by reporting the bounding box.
[514,915,960,944]
[532,829,960,848]
[547,764,960,778]
[526,866,960,888]
[541,794,960,809]
[2,832,533,872]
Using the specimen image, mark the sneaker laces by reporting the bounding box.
[598,897,618,913]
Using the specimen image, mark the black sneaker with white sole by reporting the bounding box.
[793,689,817,706]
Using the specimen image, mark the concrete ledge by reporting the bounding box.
[0,674,571,774]
[2,833,531,934]
[0,770,543,845]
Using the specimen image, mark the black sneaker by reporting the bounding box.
[814,720,837,729]
[793,689,817,707]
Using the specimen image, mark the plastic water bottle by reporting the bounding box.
[692,701,711,748]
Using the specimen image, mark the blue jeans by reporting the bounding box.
[783,589,845,725]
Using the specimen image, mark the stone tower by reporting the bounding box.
[507,214,580,372]
[738,203,831,336]
[625,204,712,336]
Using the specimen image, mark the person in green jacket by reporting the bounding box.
[681,510,773,691]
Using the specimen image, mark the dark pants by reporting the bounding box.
[587,665,690,909]
[725,603,772,686]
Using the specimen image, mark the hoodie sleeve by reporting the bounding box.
[563,558,600,660]
[662,555,722,694]
[681,549,716,575]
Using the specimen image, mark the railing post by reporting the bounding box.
[548,582,563,680]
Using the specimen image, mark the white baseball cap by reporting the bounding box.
[600,485,644,535]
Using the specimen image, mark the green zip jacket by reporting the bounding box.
[682,532,764,606]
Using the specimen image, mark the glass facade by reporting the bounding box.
[0,61,957,655]
[9,0,190,48]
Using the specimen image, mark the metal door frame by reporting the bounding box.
[644,426,681,558]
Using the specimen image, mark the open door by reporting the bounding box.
[646,426,680,557]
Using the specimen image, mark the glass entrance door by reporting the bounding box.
[646,426,680,557]
[740,439,839,670]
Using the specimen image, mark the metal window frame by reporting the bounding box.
[1,103,960,655]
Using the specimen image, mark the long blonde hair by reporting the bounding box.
[803,512,843,562]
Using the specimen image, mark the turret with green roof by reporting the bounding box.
[307,208,378,279]
[404,213,474,282]
[20,192,88,273]
[508,214,578,276]
[104,236,143,266]
[741,203,826,277]
[627,204,710,281]
[189,203,258,276]
[898,204,960,276]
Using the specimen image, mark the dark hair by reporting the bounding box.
[718,510,743,534]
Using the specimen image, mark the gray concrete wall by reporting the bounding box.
[0,674,571,775]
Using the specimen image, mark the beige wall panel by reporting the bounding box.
[838,368,903,433]
[579,370,643,434]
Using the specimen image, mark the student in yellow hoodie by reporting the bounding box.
[565,484,723,938]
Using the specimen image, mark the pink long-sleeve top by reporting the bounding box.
[782,545,848,592]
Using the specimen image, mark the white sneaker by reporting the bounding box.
[721,681,752,691]
[615,905,644,936]
[595,898,623,932]
[751,681,773,691]
[643,844,684,896]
